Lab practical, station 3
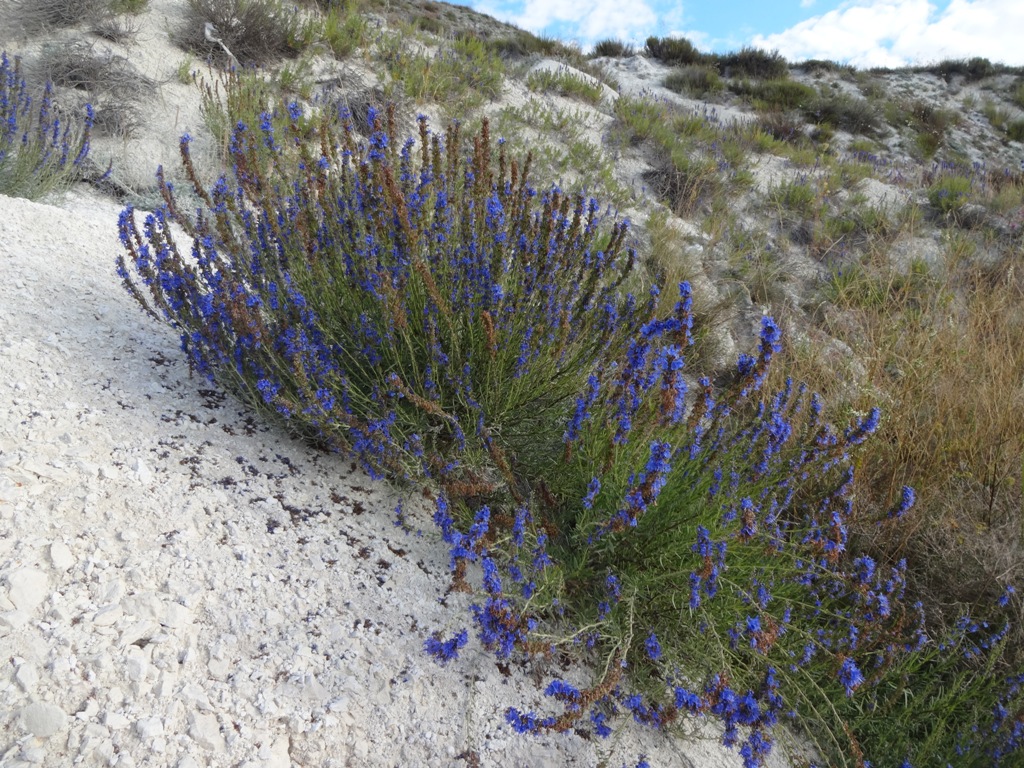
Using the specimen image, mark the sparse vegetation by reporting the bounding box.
[804,91,883,136]
[526,66,605,105]
[592,39,634,58]
[663,65,723,99]
[645,35,703,67]
[35,41,155,138]
[320,1,368,59]
[379,32,504,112]
[7,0,110,32]
[730,78,816,110]
[0,52,101,199]
[717,46,788,79]
[929,173,973,216]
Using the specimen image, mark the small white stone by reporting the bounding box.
[131,458,153,483]
[92,604,123,626]
[49,541,74,571]
[207,656,230,680]
[189,712,225,751]
[104,712,130,730]
[15,662,38,692]
[77,698,99,721]
[161,602,190,629]
[125,646,149,680]
[20,701,68,738]
[136,716,164,739]
[20,746,47,764]
[6,568,49,612]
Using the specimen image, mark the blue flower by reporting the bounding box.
[644,631,662,661]
[424,629,468,666]
[837,657,864,696]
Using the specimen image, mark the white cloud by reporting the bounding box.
[476,0,660,45]
[751,0,1024,67]
[800,0,817,7]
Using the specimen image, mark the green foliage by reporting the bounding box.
[494,97,633,208]
[663,65,723,99]
[526,67,605,105]
[116,69,1024,768]
[1012,80,1024,110]
[755,111,807,146]
[929,174,973,215]
[803,92,882,136]
[320,2,367,58]
[109,0,148,11]
[935,56,996,81]
[1007,119,1024,143]
[884,98,957,158]
[379,33,505,112]
[800,59,853,76]
[982,99,1012,131]
[592,39,634,58]
[197,67,286,159]
[0,53,99,200]
[767,177,820,217]
[645,35,703,66]
[730,78,816,110]
[717,46,789,79]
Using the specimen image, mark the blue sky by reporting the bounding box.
[462,0,1024,67]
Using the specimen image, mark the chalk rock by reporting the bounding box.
[49,541,74,571]
[104,712,130,730]
[1,614,31,630]
[136,716,164,739]
[6,568,49,612]
[189,712,225,751]
[15,662,39,692]
[20,701,68,738]
[131,458,153,483]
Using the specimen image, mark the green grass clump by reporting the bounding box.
[526,66,605,105]
[109,0,148,12]
[803,92,883,136]
[717,46,788,79]
[1007,119,1024,142]
[934,56,996,81]
[379,33,504,111]
[929,173,973,215]
[592,39,635,58]
[613,95,751,214]
[645,35,703,66]
[730,78,816,110]
[1011,81,1024,109]
[663,65,723,99]
[320,1,368,58]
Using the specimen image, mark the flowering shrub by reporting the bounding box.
[0,52,99,200]
[117,94,1021,767]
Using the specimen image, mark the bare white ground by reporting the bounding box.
[0,190,795,767]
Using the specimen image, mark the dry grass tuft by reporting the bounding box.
[34,41,155,137]
[176,0,305,66]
